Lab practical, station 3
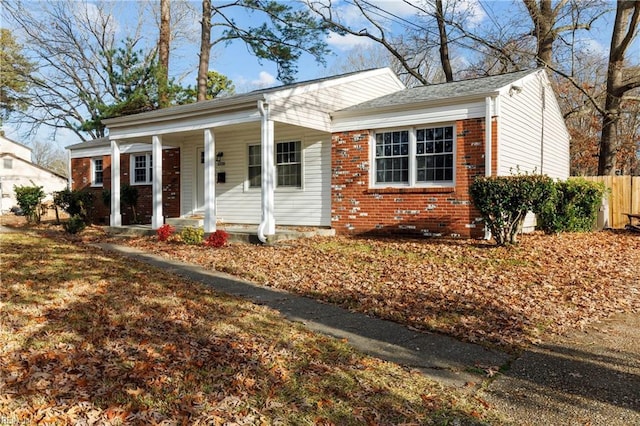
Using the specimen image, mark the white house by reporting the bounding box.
[0,133,68,213]
[68,68,570,239]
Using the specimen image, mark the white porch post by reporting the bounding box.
[110,140,122,227]
[258,100,275,239]
[204,128,216,233]
[151,135,163,229]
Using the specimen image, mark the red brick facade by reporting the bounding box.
[71,148,181,225]
[331,118,498,238]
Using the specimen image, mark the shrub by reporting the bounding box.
[14,185,46,224]
[470,174,555,245]
[54,188,94,222]
[539,178,605,233]
[63,215,87,234]
[180,226,204,245]
[204,230,229,248]
[157,224,176,242]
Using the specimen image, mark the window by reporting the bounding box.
[91,158,103,186]
[248,144,261,188]
[131,153,152,185]
[373,125,455,187]
[416,126,454,182]
[247,141,302,189]
[276,141,302,187]
[375,130,409,183]
[3,158,13,169]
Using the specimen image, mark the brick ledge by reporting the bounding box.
[366,187,456,194]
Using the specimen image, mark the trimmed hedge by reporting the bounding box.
[538,178,605,233]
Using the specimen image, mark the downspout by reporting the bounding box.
[484,96,493,240]
[257,99,274,243]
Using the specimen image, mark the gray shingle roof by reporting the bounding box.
[340,69,539,112]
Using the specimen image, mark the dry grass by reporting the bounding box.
[0,229,503,424]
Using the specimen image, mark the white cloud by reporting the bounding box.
[251,71,277,88]
[327,31,375,51]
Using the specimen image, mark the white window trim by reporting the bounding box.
[370,124,456,189]
[244,140,305,191]
[91,157,104,187]
[130,152,153,185]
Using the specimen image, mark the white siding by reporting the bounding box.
[332,100,486,132]
[0,155,67,213]
[269,71,405,131]
[0,136,32,162]
[179,124,331,227]
[497,71,570,179]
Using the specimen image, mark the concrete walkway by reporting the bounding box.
[94,242,511,390]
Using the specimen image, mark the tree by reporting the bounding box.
[196,0,330,101]
[29,139,68,177]
[158,0,171,108]
[0,28,34,122]
[598,1,640,175]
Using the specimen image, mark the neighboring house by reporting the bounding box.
[67,68,570,239]
[0,134,68,214]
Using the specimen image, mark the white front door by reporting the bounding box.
[196,148,204,211]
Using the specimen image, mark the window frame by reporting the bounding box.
[91,157,104,187]
[245,141,304,191]
[370,124,456,189]
[247,143,262,189]
[3,158,13,169]
[130,152,153,185]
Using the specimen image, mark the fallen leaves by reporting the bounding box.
[121,230,640,351]
[0,231,505,424]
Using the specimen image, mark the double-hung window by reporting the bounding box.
[276,141,302,187]
[373,125,455,187]
[248,144,261,188]
[247,141,302,189]
[131,153,153,185]
[91,158,103,186]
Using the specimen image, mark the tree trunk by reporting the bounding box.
[598,1,640,175]
[523,0,555,67]
[197,0,212,102]
[435,0,453,82]
[158,0,171,108]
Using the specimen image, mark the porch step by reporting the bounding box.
[165,217,204,228]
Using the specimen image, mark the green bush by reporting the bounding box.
[180,226,204,245]
[539,178,605,233]
[121,184,139,223]
[63,215,87,234]
[54,188,95,222]
[14,185,46,224]
[470,174,555,245]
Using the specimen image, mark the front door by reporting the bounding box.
[196,148,204,211]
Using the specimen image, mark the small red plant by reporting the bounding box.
[156,224,175,242]
[204,230,229,248]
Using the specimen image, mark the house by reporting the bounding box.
[67,68,569,239]
[0,133,68,214]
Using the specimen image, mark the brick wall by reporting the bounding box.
[331,118,497,238]
[71,148,181,225]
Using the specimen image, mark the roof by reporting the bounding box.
[338,69,540,113]
[66,137,110,150]
[103,68,398,127]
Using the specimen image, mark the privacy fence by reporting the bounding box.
[575,176,640,229]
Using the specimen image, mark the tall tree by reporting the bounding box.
[0,28,35,122]
[158,0,171,108]
[197,0,212,101]
[598,1,640,175]
[196,0,330,100]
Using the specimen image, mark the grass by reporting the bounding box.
[0,230,504,424]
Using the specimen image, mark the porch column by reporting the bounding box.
[151,135,163,229]
[203,128,216,233]
[110,139,122,227]
[258,100,275,239]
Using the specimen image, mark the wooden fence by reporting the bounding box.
[575,176,640,229]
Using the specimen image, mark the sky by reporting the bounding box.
[1,0,624,150]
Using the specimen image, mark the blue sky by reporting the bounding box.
[2,0,623,149]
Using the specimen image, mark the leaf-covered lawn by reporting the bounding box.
[121,231,640,350]
[0,231,502,424]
